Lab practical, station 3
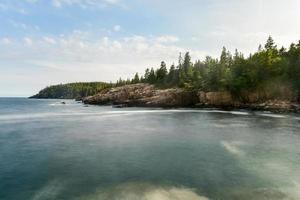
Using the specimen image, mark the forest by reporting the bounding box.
[30,82,113,99]
[117,36,300,100]
[32,37,300,100]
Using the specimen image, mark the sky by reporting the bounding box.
[0,0,300,96]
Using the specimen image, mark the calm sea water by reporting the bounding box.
[0,98,300,200]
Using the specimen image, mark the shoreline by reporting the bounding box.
[29,84,300,114]
[81,100,300,114]
[80,84,300,114]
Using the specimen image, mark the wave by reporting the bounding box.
[257,113,287,118]
[78,182,209,200]
[2,108,299,123]
[104,109,250,116]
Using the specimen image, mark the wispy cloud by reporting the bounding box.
[0,31,203,82]
[0,2,28,14]
[50,0,124,9]
[8,19,40,31]
[0,38,12,45]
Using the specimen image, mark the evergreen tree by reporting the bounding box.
[144,68,150,82]
[148,68,156,84]
[156,61,168,84]
[132,73,140,84]
[265,36,276,51]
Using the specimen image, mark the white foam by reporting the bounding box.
[0,109,251,122]
[104,109,250,116]
[80,183,209,200]
[257,113,287,118]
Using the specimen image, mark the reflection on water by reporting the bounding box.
[0,98,299,200]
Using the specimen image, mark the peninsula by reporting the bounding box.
[31,37,300,113]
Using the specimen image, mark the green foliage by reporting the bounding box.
[31,82,113,99]
[136,36,300,99]
[156,61,168,84]
[33,36,300,101]
[131,73,140,84]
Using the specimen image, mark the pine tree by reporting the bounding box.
[156,61,168,84]
[148,68,156,84]
[132,73,140,84]
[144,68,150,82]
[265,36,276,51]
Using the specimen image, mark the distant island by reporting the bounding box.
[31,37,300,112]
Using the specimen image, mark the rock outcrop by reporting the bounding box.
[197,91,300,112]
[83,83,300,113]
[83,84,198,107]
[197,91,235,106]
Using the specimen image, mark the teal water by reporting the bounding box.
[0,98,300,200]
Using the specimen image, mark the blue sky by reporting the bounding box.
[0,0,300,96]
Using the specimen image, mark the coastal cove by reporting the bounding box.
[2,1,300,200]
[0,98,300,200]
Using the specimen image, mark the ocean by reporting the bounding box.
[0,98,299,200]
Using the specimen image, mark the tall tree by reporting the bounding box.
[156,61,168,84]
[132,73,140,84]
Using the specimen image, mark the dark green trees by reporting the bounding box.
[34,36,300,100]
[156,61,168,84]
[31,82,113,99]
[132,73,140,84]
[132,36,300,99]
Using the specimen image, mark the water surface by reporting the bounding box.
[0,98,299,200]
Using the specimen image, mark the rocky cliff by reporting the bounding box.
[83,84,300,112]
[83,84,198,107]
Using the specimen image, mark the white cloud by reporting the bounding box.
[50,0,123,8]
[0,38,12,45]
[23,37,33,46]
[156,35,179,43]
[52,0,62,7]
[43,37,56,45]
[113,25,121,32]
[1,33,203,87]
[0,2,29,14]
[8,20,40,31]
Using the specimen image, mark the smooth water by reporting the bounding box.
[0,98,300,200]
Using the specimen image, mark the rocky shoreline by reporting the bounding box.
[82,84,300,113]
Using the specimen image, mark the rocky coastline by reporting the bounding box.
[82,84,300,113]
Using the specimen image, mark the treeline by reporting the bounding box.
[30,82,113,99]
[32,37,300,101]
[119,36,300,100]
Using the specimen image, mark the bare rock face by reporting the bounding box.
[83,84,198,107]
[197,91,235,106]
[83,84,300,112]
[142,88,198,107]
